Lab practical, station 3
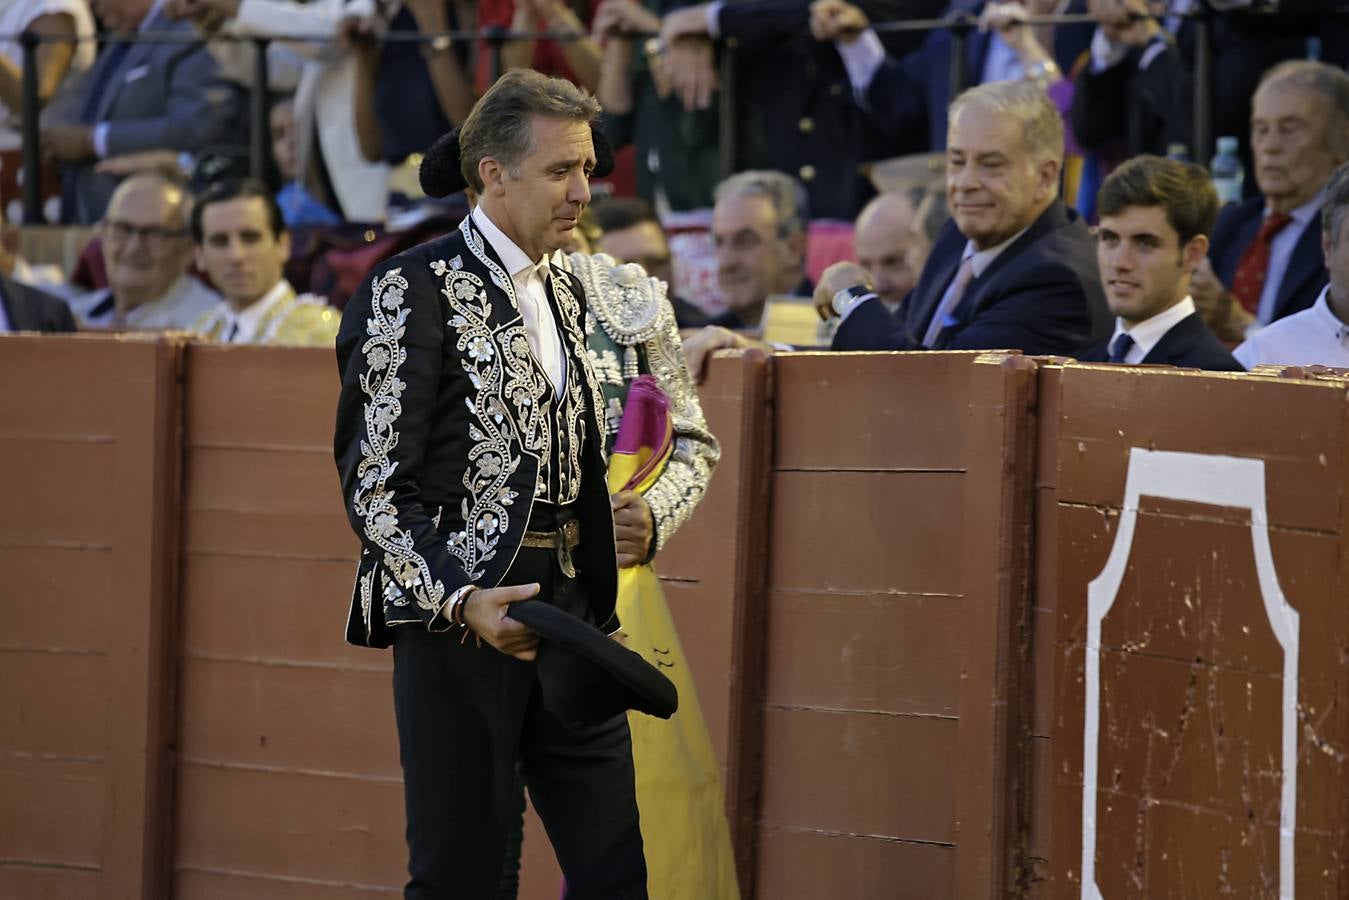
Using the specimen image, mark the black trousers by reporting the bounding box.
[392,543,647,900]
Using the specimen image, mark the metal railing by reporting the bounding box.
[2,7,1334,224]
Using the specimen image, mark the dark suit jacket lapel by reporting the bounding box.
[1274,211,1326,319]
[0,274,33,331]
[909,241,963,346]
[95,9,174,121]
[1140,313,1203,365]
[938,202,1068,344]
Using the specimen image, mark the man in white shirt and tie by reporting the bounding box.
[1236,163,1349,370]
[1081,154,1243,371]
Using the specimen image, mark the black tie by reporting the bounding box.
[1108,332,1135,364]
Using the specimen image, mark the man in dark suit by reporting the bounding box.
[1080,155,1242,371]
[1192,60,1349,343]
[333,70,646,899]
[659,0,944,219]
[39,0,244,224]
[0,207,76,333]
[822,79,1110,354]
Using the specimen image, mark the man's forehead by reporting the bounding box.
[713,194,776,231]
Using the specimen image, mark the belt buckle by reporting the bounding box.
[555,528,577,578]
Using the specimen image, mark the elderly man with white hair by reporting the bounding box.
[824,79,1110,353]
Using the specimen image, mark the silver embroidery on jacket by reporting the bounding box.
[352,267,448,612]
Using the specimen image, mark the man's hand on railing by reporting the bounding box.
[663,37,718,111]
[166,0,236,32]
[809,0,870,44]
[39,124,94,164]
[338,12,385,51]
[592,0,662,40]
[1088,0,1160,46]
[682,325,772,384]
[660,4,711,44]
[95,150,186,177]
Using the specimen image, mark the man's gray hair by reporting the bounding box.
[459,69,602,193]
[1258,60,1349,158]
[713,169,809,238]
[948,80,1064,166]
[1322,161,1349,244]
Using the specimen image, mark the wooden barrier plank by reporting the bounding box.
[175,870,400,899]
[755,828,954,900]
[0,867,101,900]
[0,652,108,757]
[0,333,183,900]
[758,707,958,843]
[173,763,405,890]
[773,352,979,471]
[185,346,339,449]
[177,659,399,778]
[0,759,104,866]
[763,588,961,716]
[1051,366,1349,898]
[179,555,383,671]
[951,355,1039,899]
[769,470,965,596]
[0,546,113,651]
[1057,366,1343,532]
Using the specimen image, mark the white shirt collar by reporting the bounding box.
[231,279,294,342]
[962,226,1031,279]
[1265,188,1325,228]
[471,205,550,282]
[1309,284,1349,340]
[1111,295,1197,360]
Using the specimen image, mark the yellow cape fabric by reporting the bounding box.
[607,447,741,900]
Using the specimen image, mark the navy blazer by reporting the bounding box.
[864,3,1089,152]
[1079,313,1245,371]
[1209,196,1327,324]
[832,200,1111,355]
[0,274,77,333]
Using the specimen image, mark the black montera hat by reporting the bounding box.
[507,599,677,728]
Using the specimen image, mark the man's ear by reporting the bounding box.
[1182,233,1209,274]
[1038,157,1062,200]
[479,156,506,197]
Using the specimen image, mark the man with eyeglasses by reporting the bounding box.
[192,177,339,346]
[69,171,222,330]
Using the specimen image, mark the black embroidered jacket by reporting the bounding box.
[334,216,618,649]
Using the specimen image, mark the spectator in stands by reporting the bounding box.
[1080,155,1242,370]
[175,0,392,224]
[0,204,77,332]
[1235,163,1349,370]
[351,0,475,170]
[594,0,720,212]
[191,178,339,345]
[706,169,812,332]
[809,0,1082,156]
[852,190,925,314]
[498,0,602,91]
[0,0,97,221]
[39,0,244,225]
[68,171,221,329]
[592,196,709,327]
[270,96,341,227]
[1069,0,1190,159]
[822,80,1108,353]
[1192,61,1349,343]
[660,0,945,220]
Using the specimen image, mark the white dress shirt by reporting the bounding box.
[70,274,222,329]
[216,279,294,343]
[1105,295,1197,364]
[1254,189,1324,325]
[836,27,1022,106]
[471,205,567,398]
[1234,285,1349,369]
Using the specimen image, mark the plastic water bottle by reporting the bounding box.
[1210,137,1244,205]
[1165,143,1190,163]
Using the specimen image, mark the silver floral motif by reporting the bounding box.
[352,268,448,614]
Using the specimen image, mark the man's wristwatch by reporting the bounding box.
[1025,59,1060,84]
[832,284,877,319]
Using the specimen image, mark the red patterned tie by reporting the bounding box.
[1230,212,1293,316]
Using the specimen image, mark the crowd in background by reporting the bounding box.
[0,0,1347,373]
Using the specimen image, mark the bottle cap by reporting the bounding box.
[1217,136,1239,153]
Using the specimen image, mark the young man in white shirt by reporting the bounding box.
[1083,154,1244,371]
[1236,163,1349,369]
